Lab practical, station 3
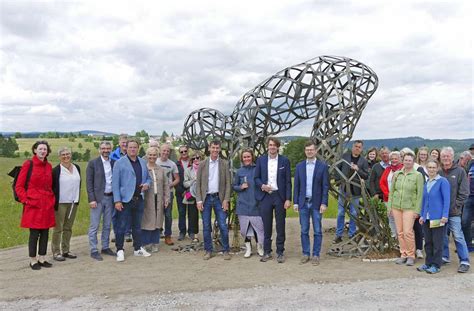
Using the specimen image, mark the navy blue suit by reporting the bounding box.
[293,159,330,257]
[254,155,291,255]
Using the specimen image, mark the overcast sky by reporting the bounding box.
[0,0,472,139]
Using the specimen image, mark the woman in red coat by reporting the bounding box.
[15,141,56,270]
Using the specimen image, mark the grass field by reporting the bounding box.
[1,138,338,249]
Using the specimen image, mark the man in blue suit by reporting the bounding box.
[112,138,151,262]
[293,140,329,266]
[255,137,292,263]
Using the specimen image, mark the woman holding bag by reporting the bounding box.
[183,150,203,243]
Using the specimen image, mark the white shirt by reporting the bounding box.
[267,155,279,191]
[208,158,219,194]
[59,164,81,203]
[101,156,112,194]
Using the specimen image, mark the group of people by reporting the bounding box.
[15,136,473,273]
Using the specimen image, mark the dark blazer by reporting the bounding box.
[195,158,231,204]
[368,162,386,197]
[176,159,191,195]
[293,159,329,208]
[52,163,81,211]
[86,156,115,204]
[334,152,369,196]
[254,155,291,202]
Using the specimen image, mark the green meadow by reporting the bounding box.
[0,138,337,249]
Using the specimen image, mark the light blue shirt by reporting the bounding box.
[306,159,315,198]
[426,174,441,193]
[381,160,390,169]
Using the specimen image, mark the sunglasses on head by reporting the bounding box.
[180,150,188,154]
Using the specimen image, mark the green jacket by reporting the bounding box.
[387,169,424,213]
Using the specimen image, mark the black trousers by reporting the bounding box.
[423,222,444,268]
[185,202,199,234]
[413,217,424,250]
[29,229,49,258]
[260,192,286,255]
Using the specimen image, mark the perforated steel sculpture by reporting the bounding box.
[183,55,391,256]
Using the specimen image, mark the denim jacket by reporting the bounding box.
[233,164,259,216]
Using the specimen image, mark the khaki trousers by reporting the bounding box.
[51,203,78,255]
[392,208,416,258]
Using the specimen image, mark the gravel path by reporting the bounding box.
[1,218,472,310]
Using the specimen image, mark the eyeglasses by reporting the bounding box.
[60,153,71,156]
[180,150,188,154]
[192,157,200,160]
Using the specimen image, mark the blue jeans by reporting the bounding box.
[115,198,144,251]
[142,229,160,245]
[112,208,132,237]
[461,196,474,250]
[202,194,229,252]
[88,196,113,253]
[443,216,470,265]
[164,192,174,237]
[336,194,360,238]
[299,202,323,257]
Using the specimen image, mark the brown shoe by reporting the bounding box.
[203,252,214,260]
[165,236,174,245]
[312,256,320,266]
[223,252,231,260]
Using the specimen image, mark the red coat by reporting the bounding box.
[16,155,56,229]
[379,164,403,202]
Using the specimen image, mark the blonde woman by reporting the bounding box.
[416,146,429,180]
[183,150,203,242]
[142,147,169,252]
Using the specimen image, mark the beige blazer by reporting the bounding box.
[196,158,231,204]
[142,166,169,230]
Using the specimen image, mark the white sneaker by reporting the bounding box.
[416,249,424,259]
[116,250,125,262]
[257,243,264,257]
[244,242,252,258]
[134,247,151,257]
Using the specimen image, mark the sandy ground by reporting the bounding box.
[0,218,472,310]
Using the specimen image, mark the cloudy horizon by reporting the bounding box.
[1,0,472,139]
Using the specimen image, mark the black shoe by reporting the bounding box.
[38,260,53,268]
[91,252,103,261]
[62,252,77,259]
[276,254,285,263]
[260,253,273,262]
[177,233,185,241]
[101,248,116,256]
[30,262,41,270]
[125,236,133,243]
[333,236,343,244]
[458,264,470,273]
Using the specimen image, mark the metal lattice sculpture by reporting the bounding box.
[183,55,377,160]
[182,55,391,256]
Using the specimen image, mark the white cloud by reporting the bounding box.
[0,0,472,139]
